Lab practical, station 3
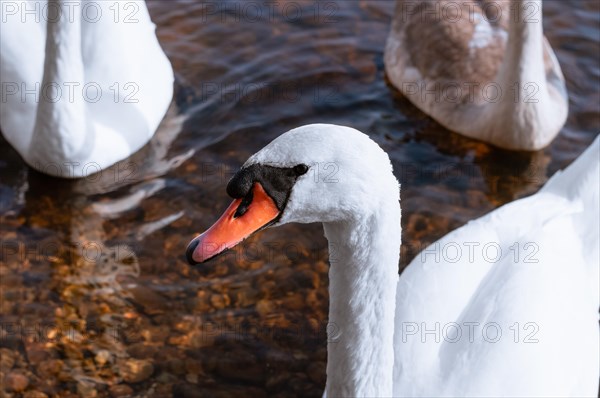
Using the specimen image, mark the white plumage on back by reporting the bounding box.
[394,136,599,397]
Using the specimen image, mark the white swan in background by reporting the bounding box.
[0,0,173,178]
[185,124,599,397]
[385,0,569,150]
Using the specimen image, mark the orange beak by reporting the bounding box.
[186,182,280,264]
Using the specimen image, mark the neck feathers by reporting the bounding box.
[503,0,545,86]
[30,0,87,164]
[323,195,401,397]
[492,0,565,149]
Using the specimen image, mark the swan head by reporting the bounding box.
[186,123,399,264]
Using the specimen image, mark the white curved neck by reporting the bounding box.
[322,199,400,397]
[30,0,87,164]
[487,0,562,148]
[502,0,546,89]
[498,0,547,103]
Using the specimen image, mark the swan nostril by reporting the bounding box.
[234,190,253,218]
[186,238,200,265]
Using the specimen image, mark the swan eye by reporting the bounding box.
[234,189,253,218]
[293,164,309,176]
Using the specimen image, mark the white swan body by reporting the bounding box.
[394,135,599,397]
[185,125,599,397]
[0,0,173,177]
[385,0,568,150]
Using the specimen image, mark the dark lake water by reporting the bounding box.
[1,0,598,396]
